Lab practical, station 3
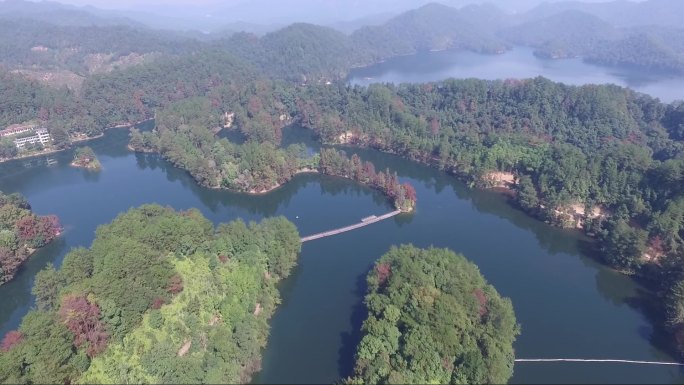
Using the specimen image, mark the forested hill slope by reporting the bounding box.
[0,0,142,28]
[217,24,358,81]
[522,0,684,28]
[505,6,684,72]
[0,18,196,75]
[351,3,509,62]
[502,10,620,59]
[0,205,301,383]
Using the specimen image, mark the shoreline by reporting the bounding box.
[69,161,101,170]
[245,169,319,195]
[0,118,153,164]
[0,231,62,287]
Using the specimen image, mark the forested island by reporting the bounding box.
[70,146,101,170]
[0,191,61,286]
[0,205,301,383]
[346,245,519,384]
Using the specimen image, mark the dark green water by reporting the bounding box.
[0,125,682,384]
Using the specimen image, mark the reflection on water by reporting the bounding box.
[0,124,683,384]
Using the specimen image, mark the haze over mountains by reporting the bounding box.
[2,0,654,32]
[1,0,683,82]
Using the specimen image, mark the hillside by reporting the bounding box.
[586,32,684,73]
[0,0,142,27]
[502,10,620,58]
[0,19,196,76]
[351,3,509,61]
[522,0,684,28]
[219,23,357,81]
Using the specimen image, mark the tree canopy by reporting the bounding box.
[0,191,60,286]
[0,205,301,384]
[347,245,519,384]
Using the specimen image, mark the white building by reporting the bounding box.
[7,128,52,148]
[0,124,35,138]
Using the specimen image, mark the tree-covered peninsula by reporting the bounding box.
[346,245,519,384]
[129,97,416,212]
[0,205,301,383]
[0,191,61,286]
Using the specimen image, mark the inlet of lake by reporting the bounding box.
[348,46,684,103]
[1,47,684,384]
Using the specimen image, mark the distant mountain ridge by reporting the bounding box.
[1,0,684,79]
[351,3,510,61]
[522,0,684,28]
[0,0,143,27]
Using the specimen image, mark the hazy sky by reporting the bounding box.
[20,0,645,29]
[48,0,230,7]
[34,0,629,11]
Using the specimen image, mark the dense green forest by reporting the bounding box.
[0,205,301,383]
[0,191,61,286]
[346,245,518,384]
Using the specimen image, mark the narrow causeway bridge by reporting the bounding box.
[300,210,401,243]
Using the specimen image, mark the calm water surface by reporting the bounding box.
[0,125,682,384]
[349,47,684,103]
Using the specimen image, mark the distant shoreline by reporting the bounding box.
[0,118,153,164]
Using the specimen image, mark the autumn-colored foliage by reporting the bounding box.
[59,295,109,357]
[0,331,23,352]
[0,191,61,285]
[473,288,488,317]
[375,262,391,285]
[151,297,166,310]
[15,214,61,247]
[318,148,416,212]
[166,274,184,295]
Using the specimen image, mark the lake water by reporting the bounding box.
[348,47,684,103]
[0,125,682,383]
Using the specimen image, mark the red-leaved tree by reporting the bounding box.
[0,330,23,352]
[473,289,488,317]
[166,274,184,295]
[15,215,39,243]
[376,262,392,285]
[14,214,61,247]
[403,183,417,204]
[59,295,109,357]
